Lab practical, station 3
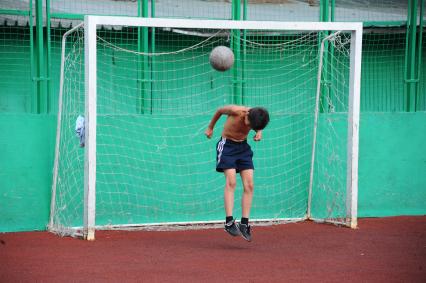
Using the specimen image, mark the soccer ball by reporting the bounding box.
[209,46,235,72]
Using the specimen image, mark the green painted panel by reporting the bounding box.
[0,114,56,232]
[0,112,425,232]
[358,112,426,216]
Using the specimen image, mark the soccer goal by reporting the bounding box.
[48,16,362,240]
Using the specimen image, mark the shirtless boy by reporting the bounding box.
[205,105,270,241]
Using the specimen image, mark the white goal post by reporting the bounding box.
[50,15,362,240]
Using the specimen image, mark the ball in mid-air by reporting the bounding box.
[209,46,234,71]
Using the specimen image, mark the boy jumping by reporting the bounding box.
[205,105,270,241]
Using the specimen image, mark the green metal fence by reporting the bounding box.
[0,0,424,113]
[0,2,34,113]
[419,31,426,110]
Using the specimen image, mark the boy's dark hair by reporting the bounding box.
[248,107,270,131]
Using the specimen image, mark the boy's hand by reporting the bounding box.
[254,131,262,141]
[205,127,213,139]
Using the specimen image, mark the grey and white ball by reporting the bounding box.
[209,46,235,71]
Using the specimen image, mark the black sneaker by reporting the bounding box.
[224,219,241,237]
[238,223,252,242]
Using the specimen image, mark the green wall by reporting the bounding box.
[358,113,426,216]
[0,114,56,232]
[0,28,425,232]
[0,112,425,232]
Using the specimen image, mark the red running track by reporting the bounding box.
[1,216,425,282]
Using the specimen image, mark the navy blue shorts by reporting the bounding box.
[216,137,254,173]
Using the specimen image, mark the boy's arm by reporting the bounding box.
[205,105,242,139]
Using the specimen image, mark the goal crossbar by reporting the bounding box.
[86,16,362,32]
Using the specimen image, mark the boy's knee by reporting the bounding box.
[243,181,254,193]
[226,179,237,190]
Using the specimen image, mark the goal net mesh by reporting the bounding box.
[49,24,352,236]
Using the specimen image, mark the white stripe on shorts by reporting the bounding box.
[217,137,226,165]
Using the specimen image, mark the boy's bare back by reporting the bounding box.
[205,105,263,142]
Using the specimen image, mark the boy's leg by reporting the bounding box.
[223,169,241,237]
[239,169,254,241]
[240,169,254,218]
[223,169,237,217]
